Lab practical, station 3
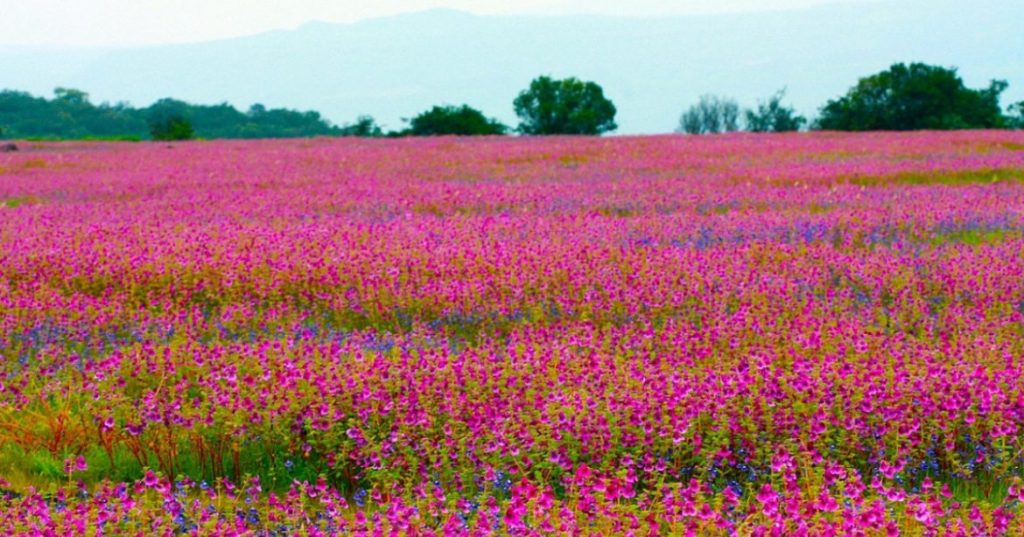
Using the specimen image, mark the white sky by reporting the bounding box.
[4,0,861,47]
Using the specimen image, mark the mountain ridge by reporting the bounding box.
[1,1,1021,134]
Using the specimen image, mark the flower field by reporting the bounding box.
[2,131,1024,535]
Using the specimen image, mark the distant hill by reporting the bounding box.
[1,0,1021,134]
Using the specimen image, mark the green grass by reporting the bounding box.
[1,196,39,208]
[0,439,326,493]
[850,167,1024,186]
[929,228,1016,246]
[946,477,1011,504]
[22,135,142,142]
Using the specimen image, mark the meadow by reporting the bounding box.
[1,131,1024,535]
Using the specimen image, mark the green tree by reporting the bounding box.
[53,87,91,108]
[0,91,58,138]
[338,115,384,137]
[816,63,1008,131]
[678,95,740,134]
[745,89,806,133]
[406,105,506,136]
[1009,101,1024,129]
[149,116,194,141]
[513,76,617,135]
[147,98,195,141]
[47,88,94,137]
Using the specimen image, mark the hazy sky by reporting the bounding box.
[6,0,864,47]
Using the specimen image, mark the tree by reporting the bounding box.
[406,105,506,136]
[149,116,194,141]
[815,62,1008,131]
[745,89,806,132]
[1009,101,1024,130]
[338,115,384,137]
[513,76,617,135]
[147,98,195,141]
[53,87,91,108]
[678,95,740,134]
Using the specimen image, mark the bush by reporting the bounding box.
[745,90,806,133]
[406,105,506,136]
[338,116,384,137]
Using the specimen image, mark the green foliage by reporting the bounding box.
[678,94,740,134]
[53,87,90,108]
[1008,101,1024,130]
[745,89,806,133]
[240,103,339,139]
[0,89,147,139]
[147,98,195,141]
[0,88,345,140]
[338,115,384,137]
[849,167,1024,187]
[815,63,1008,131]
[149,116,195,141]
[513,76,617,135]
[2,197,39,208]
[405,105,506,136]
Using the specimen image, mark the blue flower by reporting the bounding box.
[354,488,368,507]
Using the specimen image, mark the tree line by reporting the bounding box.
[680,63,1019,134]
[1,63,1021,141]
[0,89,343,141]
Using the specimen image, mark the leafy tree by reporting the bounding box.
[678,95,740,134]
[147,98,195,141]
[816,63,1008,131]
[1009,101,1024,129]
[149,116,194,141]
[406,105,506,136]
[53,87,91,108]
[513,76,617,135]
[745,89,806,132]
[338,115,384,137]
